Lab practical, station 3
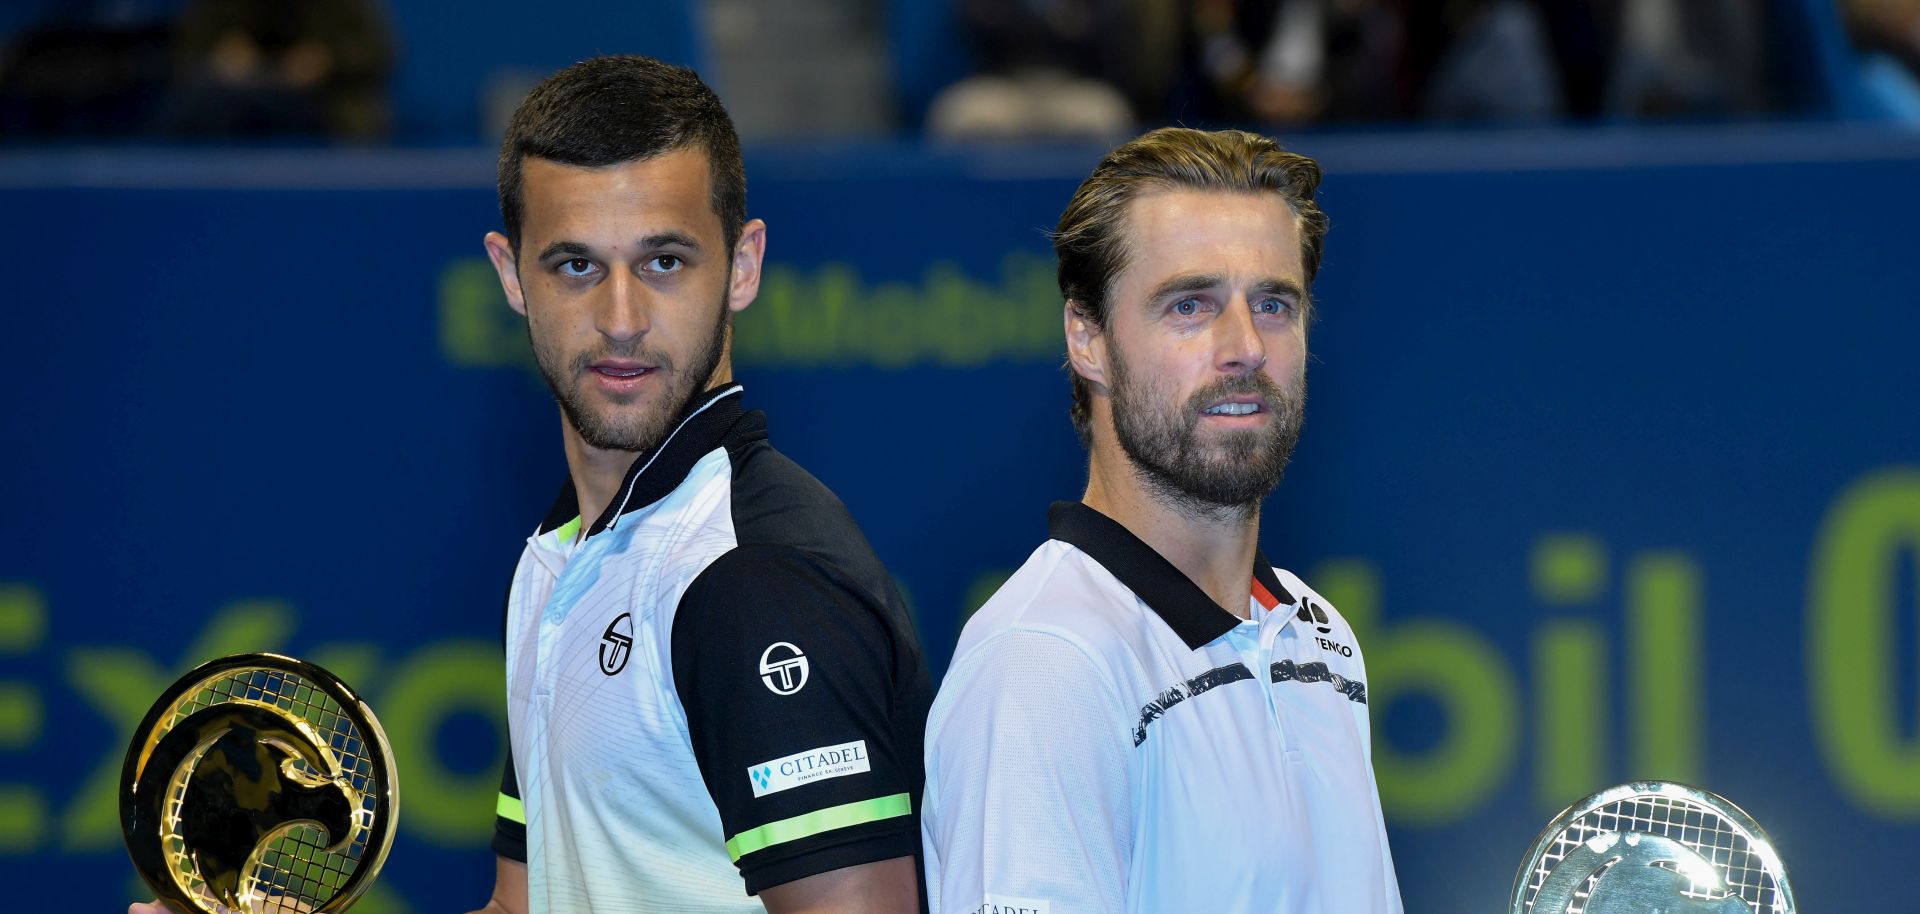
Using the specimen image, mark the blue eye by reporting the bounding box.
[1255,298,1288,315]
[1173,299,1200,316]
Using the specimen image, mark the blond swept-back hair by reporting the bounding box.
[1053,127,1328,446]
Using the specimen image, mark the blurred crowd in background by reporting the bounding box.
[1,0,1917,144]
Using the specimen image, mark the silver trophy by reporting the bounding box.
[1511,781,1793,914]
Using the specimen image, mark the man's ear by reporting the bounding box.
[1065,300,1108,391]
[726,218,768,314]
[482,231,527,316]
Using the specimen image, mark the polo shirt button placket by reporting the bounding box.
[1227,619,1258,652]
[1263,608,1305,758]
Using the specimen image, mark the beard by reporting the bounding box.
[529,285,731,454]
[1108,342,1305,514]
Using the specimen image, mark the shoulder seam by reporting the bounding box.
[947,622,1132,727]
[963,541,1072,633]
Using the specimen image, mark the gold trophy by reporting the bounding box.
[1511,781,1794,914]
[121,654,399,914]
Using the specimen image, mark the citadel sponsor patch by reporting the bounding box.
[747,740,871,797]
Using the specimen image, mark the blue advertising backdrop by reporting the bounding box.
[3,126,1919,912]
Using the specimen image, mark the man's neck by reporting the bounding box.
[558,364,737,542]
[561,426,639,540]
[1082,441,1262,619]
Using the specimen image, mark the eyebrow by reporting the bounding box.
[1252,277,1309,302]
[535,232,704,263]
[1146,273,1224,304]
[1145,273,1309,304]
[536,240,593,263]
[638,230,703,252]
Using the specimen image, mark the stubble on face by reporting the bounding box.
[528,282,731,454]
[1107,337,1305,515]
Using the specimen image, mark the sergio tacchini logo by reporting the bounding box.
[600,613,634,676]
[759,642,809,695]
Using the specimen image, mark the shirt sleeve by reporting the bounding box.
[670,543,922,895]
[490,747,527,862]
[924,629,1132,914]
[491,580,528,863]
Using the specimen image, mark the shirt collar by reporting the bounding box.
[1047,500,1296,650]
[537,384,762,540]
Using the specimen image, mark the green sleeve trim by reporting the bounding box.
[497,793,525,825]
[725,793,912,862]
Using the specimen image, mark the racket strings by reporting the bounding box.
[1523,795,1788,914]
[159,667,380,914]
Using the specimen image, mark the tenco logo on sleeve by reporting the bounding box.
[745,740,870,797]
[1295,597,1354,656]
[758,641,809,695]
[599,612,633,676]
[1296,597,1332,634]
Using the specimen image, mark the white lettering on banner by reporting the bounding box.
[746,740,871,798]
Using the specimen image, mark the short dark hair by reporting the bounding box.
[1053,127,1329,446]
[497,55,746,252]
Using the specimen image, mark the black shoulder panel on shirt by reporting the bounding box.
[670,433,932,897]
[491,745,527,863]
[722,430,903,613]
[492,575,526,862]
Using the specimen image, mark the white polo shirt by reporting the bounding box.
[489,386,932,911]
[923,501,1402,914]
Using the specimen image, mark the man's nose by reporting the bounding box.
[596,269,651,342]
[1214,296,1267,374]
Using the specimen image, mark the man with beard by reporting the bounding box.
[125,60,929,914]
[127,59,927,914]
[464,57,928,913]
[922,128,1402,914]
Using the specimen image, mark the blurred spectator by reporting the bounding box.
[166,0,394,139]
[1164,0,1788,129]
[927,0,1180,141]
[1842,0,1920,119]
[1603,0,1768,117]
[1420,0,1564,121]
[1845,0,1920,75]
[1,0,393,140]
[1185,0,1409,124]
[0,12,174,137]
